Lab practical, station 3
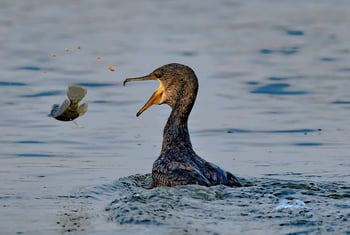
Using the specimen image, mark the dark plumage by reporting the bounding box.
[124,63,241,187]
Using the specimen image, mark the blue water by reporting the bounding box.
[0,0,349,234]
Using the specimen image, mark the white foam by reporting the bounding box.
[275,199,310,211]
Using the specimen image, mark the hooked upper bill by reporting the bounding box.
[123,75,164,117]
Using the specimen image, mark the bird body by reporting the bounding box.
[124,63,241,187]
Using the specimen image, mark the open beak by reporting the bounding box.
[123,75,164,117]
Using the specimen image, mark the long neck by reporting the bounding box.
[161,90,196,151]
[161,106,191,151]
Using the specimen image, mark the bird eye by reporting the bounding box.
[154,70,162,78]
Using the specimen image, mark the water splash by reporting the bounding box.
[275,199,310,211]
[56,175,350,234]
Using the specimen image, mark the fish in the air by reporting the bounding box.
[49,86,88,122]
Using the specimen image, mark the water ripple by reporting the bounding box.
[259,47,299,55]
[0,81,27,86]
[332,100,350,105]
[251,83,308,95]
[285,30,304,36]
[320,57,336,62]
[64,174,349,234]
[16,140,46,144]
[16,153,55,157]
[268,77,288,81]
[196,128,321,135]
[294,142,323,147]
[75,82,118,87]
[16,66,41,71]
[20,90,63,98]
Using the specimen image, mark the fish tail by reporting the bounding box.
[67,86,87,103]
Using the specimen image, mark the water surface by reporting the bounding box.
[0,0,349,234]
